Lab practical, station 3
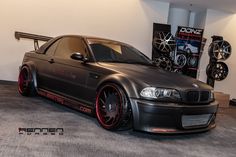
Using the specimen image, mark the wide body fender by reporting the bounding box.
[20,61,38,91]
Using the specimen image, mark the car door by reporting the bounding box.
[36,38,62,90]
[49,36,92,105]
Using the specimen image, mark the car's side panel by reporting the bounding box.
[22,52,97,113]
[34,38,62,90]
[79,63,104,105]
[20,58,38,90]
[37,55,58,90]
[22,53,53,90]
[46,36,96,106]
[21,52,97,114]
[95,73,145,99]
[48,57,92,105]
[38,88,95,115]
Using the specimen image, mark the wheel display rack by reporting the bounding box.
[206,36,231,87]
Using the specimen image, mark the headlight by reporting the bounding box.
[140,87,181,100]
[210,90,214,100]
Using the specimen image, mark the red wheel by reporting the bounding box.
[96,83,131,130]
[18,66,36,96]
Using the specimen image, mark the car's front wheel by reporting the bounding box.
[18,66,36,96]
[95,83,131,130]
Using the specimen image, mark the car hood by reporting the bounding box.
[98,62,212,90]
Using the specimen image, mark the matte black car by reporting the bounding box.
[18,35,218,133]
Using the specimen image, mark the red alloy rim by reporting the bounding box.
[96,84,123,129]
[18,68,30,94]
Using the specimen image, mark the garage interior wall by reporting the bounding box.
[167,6,190,35]
[0,0,235,98]
[0,0,169,81]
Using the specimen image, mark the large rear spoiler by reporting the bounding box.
[15,31,53,50]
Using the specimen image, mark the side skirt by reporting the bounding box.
[38,88,95,116]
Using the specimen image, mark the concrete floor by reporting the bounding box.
[0,81,236,157]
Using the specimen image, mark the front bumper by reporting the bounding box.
[130,98,218,134]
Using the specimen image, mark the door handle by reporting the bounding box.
[48,58,55,64]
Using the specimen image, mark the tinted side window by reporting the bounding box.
[54,37,87,59]
[45,39,61,56]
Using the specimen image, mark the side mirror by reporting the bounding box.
[71,52,88,62]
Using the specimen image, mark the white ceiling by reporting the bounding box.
[154,0,236,13]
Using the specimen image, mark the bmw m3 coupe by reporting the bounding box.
[18,35,218,133]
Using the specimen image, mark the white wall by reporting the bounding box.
[193,10,207,29]
[2,0,234,98]
[0,0,169,81]
[188,12,196,28]
[199,9,236,98]
[167,6,190,35]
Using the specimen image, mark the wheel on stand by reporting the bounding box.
[208,40,231,60]
[174,54,187,68]
[206,62,229,81]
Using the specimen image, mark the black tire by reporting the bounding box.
[18,66,37,96]
[206,62,228,81]
[95,83,131,130]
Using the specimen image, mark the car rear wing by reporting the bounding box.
[15,31,53,50]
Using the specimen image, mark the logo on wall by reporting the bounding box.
[175,26,204,78]
[152,24,205,79]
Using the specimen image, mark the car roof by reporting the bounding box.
[38,35,130,53]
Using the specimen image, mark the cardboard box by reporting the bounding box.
[214,92,230,108]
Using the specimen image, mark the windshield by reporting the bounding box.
[88,39,153,65]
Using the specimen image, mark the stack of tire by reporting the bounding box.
[207,40,231,81]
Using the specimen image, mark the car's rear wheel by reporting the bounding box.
[96,83,131,130]
[18,66,36,96]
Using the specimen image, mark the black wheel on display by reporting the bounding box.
[174,54,187,68]
[169,51,175,61]
[95,83,131,130]
[18,66,36,96]
[206,62,229,81]
[154,56,172,71]
[187,56,198,68]
[153,32,176,53]
[208,40,231,60]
